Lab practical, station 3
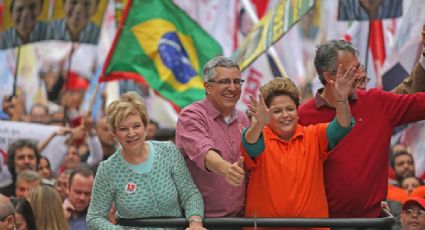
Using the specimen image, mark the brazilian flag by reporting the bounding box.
[101,0,223,109]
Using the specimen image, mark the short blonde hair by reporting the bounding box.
[260,77,300,107]
[106,91,148,131]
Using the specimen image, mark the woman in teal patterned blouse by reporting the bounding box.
[87,92,206,230]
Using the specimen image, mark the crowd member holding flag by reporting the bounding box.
[176,56,250,227]
[298,39,425,219]
[87,92,206,230]
[241,71,354,229]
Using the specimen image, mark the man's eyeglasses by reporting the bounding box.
[208,78,245,86]
[402,208,425,217]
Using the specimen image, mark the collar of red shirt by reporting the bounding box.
[314,88,358,108]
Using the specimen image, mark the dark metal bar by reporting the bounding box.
[116,210,394,228]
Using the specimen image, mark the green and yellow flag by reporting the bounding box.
[101,0,223,109]
[233,0,315,71]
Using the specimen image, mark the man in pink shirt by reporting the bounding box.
[176,56,250,229]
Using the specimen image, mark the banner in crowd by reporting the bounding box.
[101,0,223,109]
[233,0,315,72]
[0,0,108,49]
[0,121,59,154]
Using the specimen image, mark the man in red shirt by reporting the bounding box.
[298,39,425,219]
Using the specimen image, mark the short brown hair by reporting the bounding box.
[260,77,300,108]
[69,166,94,188]
[106,91,148,131]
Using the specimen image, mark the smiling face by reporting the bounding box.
[113,113,146,154]
[63,0,97,39]
[268,95,298,141]
[204,66,242,116]
[11,0,42,42]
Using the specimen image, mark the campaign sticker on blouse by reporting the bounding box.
[125,182,137,193]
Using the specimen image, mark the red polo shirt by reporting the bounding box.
[298,89,425,217]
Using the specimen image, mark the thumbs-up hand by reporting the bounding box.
[224,157,245,187]
[237,156,244,168]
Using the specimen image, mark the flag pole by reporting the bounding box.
[63,42,76,126]
[89,83,100,113]
[240,0,289,78]
[12,45,22,98]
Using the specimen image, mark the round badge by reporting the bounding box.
[125,182,137,194]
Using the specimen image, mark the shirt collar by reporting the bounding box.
[314,88,358,109]
[204,98,238,123]
[264,125,304,143]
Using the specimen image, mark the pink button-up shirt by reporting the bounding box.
[176,98,250,217]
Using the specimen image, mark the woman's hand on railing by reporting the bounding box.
[186,216,207,230]
[185,223,207,230]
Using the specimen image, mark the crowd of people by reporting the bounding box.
[0,26,425,230]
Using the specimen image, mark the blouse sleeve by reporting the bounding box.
[86,162,119,230]
[168,142,204,220]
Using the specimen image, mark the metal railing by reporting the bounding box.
[116,209,395,229]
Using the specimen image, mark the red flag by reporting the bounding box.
[369,20,386,77]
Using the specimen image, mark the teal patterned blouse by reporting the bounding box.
[87,141,204,230]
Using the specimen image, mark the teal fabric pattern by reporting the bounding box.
[87,141,204,230]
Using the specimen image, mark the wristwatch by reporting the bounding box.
[189,218,203,224]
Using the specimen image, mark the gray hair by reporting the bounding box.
[0,194,15,220]
[314,40,358,85]
[16,170,42,185]
[202,56,240,82]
